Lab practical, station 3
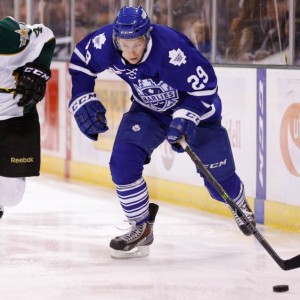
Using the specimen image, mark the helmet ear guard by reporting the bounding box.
[113,6,151,49]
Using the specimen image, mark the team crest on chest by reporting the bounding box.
[15,23,30,47]
[133,79,179,112]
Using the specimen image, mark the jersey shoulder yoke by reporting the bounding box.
[0,16,31,54]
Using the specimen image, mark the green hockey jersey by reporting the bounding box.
[0,16,55,120]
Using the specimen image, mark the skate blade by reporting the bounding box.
[110,246,149,259]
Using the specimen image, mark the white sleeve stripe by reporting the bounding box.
[69,63,97,77]
[73,47,86,62]
[199,103,216,121]
[187,86,218,97]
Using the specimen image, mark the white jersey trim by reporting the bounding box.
[173,103,216,124]
[199,102,216,121]
[69,63,98,77]
[187,86,218,97]
[73,47,86,63]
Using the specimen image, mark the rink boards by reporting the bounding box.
[40,61,300,232]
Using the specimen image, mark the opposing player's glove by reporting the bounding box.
[69,92,108,141]
[15,63,51,107]
[167,109,200,153]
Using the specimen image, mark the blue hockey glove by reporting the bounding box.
[69,92,108,141]
[167,109,200,153]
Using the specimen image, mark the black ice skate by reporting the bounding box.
[110,203,159,259]
[0,205,3,219]
[229,197,256,236]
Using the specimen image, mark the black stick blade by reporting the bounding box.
[283,254,300,271]
[179,139,300,272]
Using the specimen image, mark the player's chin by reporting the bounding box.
[128,58,140,64]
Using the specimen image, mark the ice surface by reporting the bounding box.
[0,174,300,300]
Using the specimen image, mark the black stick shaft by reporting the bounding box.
[178,139,300,271]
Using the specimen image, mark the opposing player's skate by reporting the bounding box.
[110,203,159,259]
[0,205,3,219]
[229,197,256,236]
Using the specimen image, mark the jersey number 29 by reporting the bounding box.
[187,66,208,90]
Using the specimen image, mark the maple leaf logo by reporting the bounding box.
[168,48,187,66]
[93,33,106,49]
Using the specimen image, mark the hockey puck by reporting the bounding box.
[273,285,289,293]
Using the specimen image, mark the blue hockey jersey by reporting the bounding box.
[69,23,219,119]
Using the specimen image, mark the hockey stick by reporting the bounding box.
[178,138,300,271]
[0,88,16,94]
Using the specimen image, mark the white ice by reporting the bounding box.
[0,174,300,300]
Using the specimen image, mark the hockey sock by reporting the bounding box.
[115,177,150,225]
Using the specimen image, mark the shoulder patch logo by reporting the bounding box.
[15,23,30,47]
[169,48,187,66]
[132,124,141,132]
[92,33,106,49]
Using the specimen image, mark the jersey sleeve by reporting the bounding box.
[69,32,98,98]
[69,26,113,99]
[32,35,56,68]
[26,23,56,68]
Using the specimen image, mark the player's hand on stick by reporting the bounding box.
[15,63,51,107]
[69,92,108,141]
[167,109,199,153]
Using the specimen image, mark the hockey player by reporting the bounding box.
[0,17,55,219]
[69,6,256,258]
